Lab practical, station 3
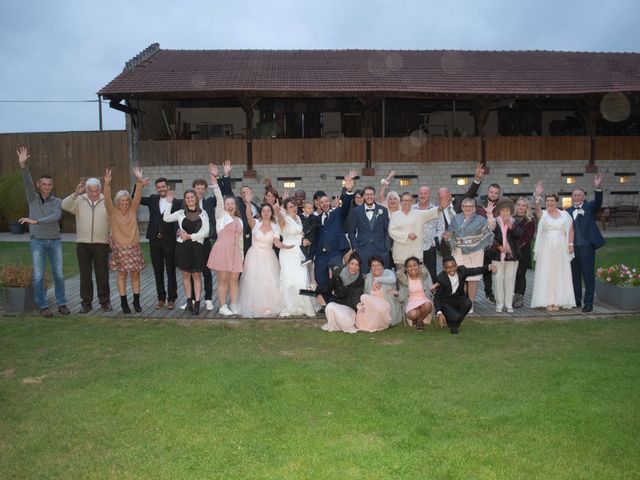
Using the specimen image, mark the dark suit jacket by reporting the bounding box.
[566,190,605,250]
[490,221,521,262]
[433,265,488,313]
[138,192,178,241]
[317,264,364,311]
[347,203,390,253]
[316,189,353,255]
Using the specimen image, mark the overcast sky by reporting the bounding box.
[1,0,639,133]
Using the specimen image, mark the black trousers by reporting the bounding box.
[514,262,528,296]
[422,247,438,282]
[483,248,493,296]
[76,243,110,307]
[441,296,473,328]
[190,237,213,301]
[149,238,177,302]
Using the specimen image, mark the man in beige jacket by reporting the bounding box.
[62,178,112,312]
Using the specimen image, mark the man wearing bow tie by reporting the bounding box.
[347,186,390,274]
[567,173,605,312]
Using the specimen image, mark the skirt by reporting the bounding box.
[175,240,206,273]
[453,248,484,281]
[110,244,145,272]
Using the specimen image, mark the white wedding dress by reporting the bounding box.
[279,215,316,317]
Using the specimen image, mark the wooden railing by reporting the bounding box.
[372,137,481,163]
[136,139,247,166]
[486,136,590,161]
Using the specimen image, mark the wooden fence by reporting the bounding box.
[0,131,129,232]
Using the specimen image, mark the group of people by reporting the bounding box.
[18,146,606,334]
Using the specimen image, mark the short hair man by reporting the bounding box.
[17,146,69,317]
[62,173,111,312]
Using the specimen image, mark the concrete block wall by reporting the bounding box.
[136,160,639,224]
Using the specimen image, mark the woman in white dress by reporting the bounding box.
[276,198,316,317]
[530,182,576,311]
[237,197,290,318]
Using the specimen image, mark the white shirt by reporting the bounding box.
[449,273,459,293]
[159,197,170,214]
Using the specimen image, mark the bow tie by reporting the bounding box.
[366,208,375,212]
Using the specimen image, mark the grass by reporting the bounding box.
[1,316,639,479]
[0,241,150,279]
[0,237,637,281]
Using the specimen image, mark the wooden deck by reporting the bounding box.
[29,267,638,320]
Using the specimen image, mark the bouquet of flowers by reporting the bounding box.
[596,264,640,288]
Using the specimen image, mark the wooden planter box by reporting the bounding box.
[595,280,640,311]
[2,286,35,313]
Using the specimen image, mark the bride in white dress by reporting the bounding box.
[277,199,317,317]
[530,182,576,310]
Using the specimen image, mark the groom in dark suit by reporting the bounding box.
[347,186,389,274]
[315,170,356,293]
[433,256,496,334]
[137,177,178,309]
[567,173,605,312]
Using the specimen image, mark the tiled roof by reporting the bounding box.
[99,48,640,98]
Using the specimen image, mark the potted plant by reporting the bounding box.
[0,264,38,313]
[0,170,28,234]
[595,264,640,311]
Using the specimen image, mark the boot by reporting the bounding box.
[513,293,524,308]
[133,293,142,313]
[191,300,200,315]
[186,298,193,313]
[120,296,131,314]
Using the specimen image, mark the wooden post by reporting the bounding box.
[471,102,490,172]
[98,95,103,131]
[239,97,260,178]
[576,97,601,173]
[359,97,380,177]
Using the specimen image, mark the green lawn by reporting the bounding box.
[0,242,150,279]
[0,237,637,281]
[1,317,639,479]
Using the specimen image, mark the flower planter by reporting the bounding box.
[2,286,35,313]
[595,280,640,311]
[9,222,25,234]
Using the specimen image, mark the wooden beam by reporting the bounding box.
[238,97,261,177]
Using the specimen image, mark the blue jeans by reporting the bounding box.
[30,238,66,309]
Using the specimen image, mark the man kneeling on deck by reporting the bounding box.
[432,256,496,335]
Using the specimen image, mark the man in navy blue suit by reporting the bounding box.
[347,185,389,274]
[567,173,605,312]
[314,170,357,293]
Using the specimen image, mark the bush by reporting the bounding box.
[0,169,28,224]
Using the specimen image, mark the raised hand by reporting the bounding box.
[282,189,290,200]
[132,166,143,180]
[75,180,86,196]
[485,202,495,216]
[344,169,358,191]
[16,146,30,168]
[385,170,396,184]
[104,168,112,185]
[141,177,151,187]
[534,181,544,198]
[474,162,485,180]
[223,159,232,176]
[242,187,253,204]
[262,177,272,188]
[594,172,603,189]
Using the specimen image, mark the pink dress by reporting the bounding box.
[406,277,432,312]
[207,218,243,273]
[356,289,392,332]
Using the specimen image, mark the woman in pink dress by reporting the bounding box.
[237,197,291,318]
[207,177,244,316]
[397,256,434,330]
[356,255,399,332]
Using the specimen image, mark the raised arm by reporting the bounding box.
[592,173,603,211]
[103,168,114,216]
[162,190,181,223]
[378,170,395,204]
[17,146,37,203]
[241,187,256,230]
[131,167,145,210]
[533,181,544,220]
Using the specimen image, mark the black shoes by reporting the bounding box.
[582,305,593,312]
[39,307,53,318]
[450,327,459,335]
[486,295,496,304]
[58,305,70,315]
[133,294,142,313]
[191,301,200,315]
[80,304,92,313]
[120,296,131,314]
